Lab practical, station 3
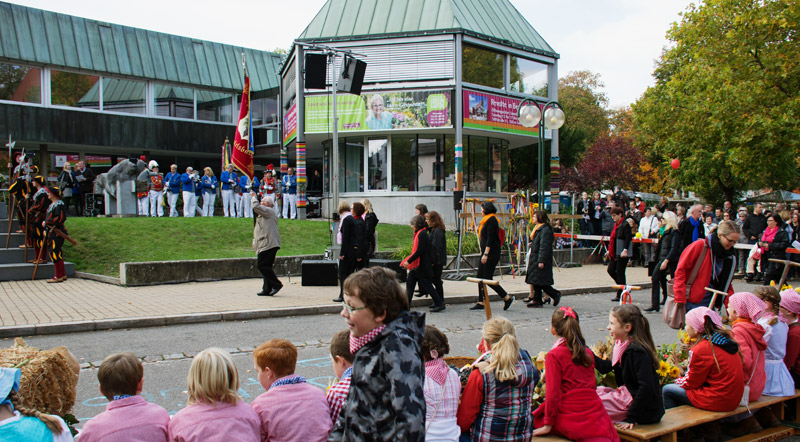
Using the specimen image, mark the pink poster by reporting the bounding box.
[462,90,538,136]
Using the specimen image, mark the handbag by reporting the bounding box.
[739,351,760,409]
[663,241,708,329]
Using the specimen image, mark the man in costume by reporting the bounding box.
[26,176,49,264]
[164,164,182,217]
[147,161,164,217]
[220,164,238,217]
[281,167,298,219]
[43,186,68,283]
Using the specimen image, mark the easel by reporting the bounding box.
[586,236,609,264]
[467,277,498,320]
[704,287,731,312]
[768,258,800,288]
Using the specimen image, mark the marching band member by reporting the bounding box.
[181,167,200,217]
[165,164,182,217]
[202,167,218,217]
[43,186,68,283]
[281,167,298,219]
[26,176,49,264]
[220,164,238,218]
[148,161,164,217]
[237,174,258,218]
[261,169,277,203]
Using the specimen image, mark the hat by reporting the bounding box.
[781,289,800,316]
[0,367,20,408]
[46,186,61,198]
[32,175,45,186]
[729,292,767,320]
[148,160,159,170]
[685,307,723,334]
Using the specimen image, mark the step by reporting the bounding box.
[0,247,30,264]
[0,262,75,281]
[0,219,21,231]
[0,233,28,248]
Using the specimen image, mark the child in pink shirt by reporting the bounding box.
[79,353,169,442]
[251,339,332,442]
[168,348,260,442]
[326,330,354,424]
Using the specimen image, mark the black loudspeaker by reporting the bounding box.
[368,259,407,283]
[453,190,464,211]
[337,56,366,95]
[305,54,328,90]
[301,260,339,286]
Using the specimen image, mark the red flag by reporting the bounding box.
[232,76,254,180]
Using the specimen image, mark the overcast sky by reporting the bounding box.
[10,0,693,109]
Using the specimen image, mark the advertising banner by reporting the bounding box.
[283,102,297,146]
[305,90,451,133]
[463,90,539,136]
[61,155,112,167]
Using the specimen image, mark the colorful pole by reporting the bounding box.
[296,142,306,209]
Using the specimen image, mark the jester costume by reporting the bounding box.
[44,188,68,282]
[26,177,48,263]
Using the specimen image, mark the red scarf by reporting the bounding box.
[401,229,423,270]
[608,219,623,258]
[425,358,449,385]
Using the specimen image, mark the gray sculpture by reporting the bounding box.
[95,159,148,215]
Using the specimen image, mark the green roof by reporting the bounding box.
[297,0,557,58]
[0,1,283,92]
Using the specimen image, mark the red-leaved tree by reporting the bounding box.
[562,135,649,192]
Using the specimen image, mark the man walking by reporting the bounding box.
[251,190,282,296]
[281,167,298,219]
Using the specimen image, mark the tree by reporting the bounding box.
[562,135,649,192]
[632,0,800,203]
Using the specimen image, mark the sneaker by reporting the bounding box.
[552,291,562,307]
[503,296,514,311]
[268,285,283,296]
[469,303,485,310]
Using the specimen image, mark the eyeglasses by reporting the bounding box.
[341,302,367,313]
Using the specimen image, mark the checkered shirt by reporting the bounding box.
[326,367,352,424]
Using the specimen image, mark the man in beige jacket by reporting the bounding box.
[251,190,282,296]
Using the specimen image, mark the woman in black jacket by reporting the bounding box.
[607,207,633,302]
[401,215,443,311]
[425,211,447,308]
[335,202,366,302]
[524,210,562,308]
[470,202,514,311]
[646,211,682,312]
[361,198,379,267]
[763,213,790,286]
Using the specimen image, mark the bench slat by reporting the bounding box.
[725,425,794,442]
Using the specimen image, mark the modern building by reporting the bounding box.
[0,1,282,178]
[281,0,560,224]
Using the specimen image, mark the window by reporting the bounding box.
[251,91,278,126]
[417,137,444,191]
[197,90,233,122]
[444,136,456,191]
[102,78,145,114]
[0,63,41,103]
[489,138,508,193]
[340,138,364,193]
[467,136,488,192]
[155,84,194,118]
[51,70,99,108]
[391,135,416,191]
[510,56,549,96]
[367,138,388,190]
[462,44,504,89]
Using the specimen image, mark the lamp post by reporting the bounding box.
[517,100,566,209]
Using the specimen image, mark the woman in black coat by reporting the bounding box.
[335,202,366,302]
[425,211,448,308]
[607,207,633,302]
[470,202,514,311]
[361,198,379,267]
[524,210,562,308]
[763,213,790,286]
[401,215,443,311]
[646,211,681,312]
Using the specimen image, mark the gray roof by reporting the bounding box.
[298,0,557,58]
[0,1,283,92]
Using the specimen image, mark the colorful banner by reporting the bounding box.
[232,75,254,180]
[463,90,539,136]
[283,102,297,146]
[296,142,306,208]
[305,90,451,133]
[62,155,112,167]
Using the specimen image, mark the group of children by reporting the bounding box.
[5,267,800,441]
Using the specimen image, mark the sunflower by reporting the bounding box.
[657,360,671,377]
[670,366,681,378]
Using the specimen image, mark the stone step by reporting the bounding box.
[0,262,75,281]
[0,247,30,264]
[0,219,22,231]
[0,233,28,248]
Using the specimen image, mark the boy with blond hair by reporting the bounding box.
[251,339,331,442]
[326,330,354,424]
[78,353,169,442]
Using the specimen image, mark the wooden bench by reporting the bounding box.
[617,392,800,442]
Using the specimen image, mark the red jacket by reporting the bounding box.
[673,239,734,304]
[684,339,745,411]
[784,323,800,375]
[731,320,767,401]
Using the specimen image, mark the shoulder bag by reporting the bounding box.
[663,241,708,329]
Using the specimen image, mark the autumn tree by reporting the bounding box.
[632,0,800,203]
[563,135,649,192]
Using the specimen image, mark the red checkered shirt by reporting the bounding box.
[349,325,386,354]
[326,366,352,424]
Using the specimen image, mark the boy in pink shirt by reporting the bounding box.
[326,330,354,424]
[251,339,332,442]
[78,353,169,442]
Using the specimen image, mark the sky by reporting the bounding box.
[9,0,694,109]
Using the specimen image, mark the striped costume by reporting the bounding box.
[28,187,49,261]
[44,199,68,280]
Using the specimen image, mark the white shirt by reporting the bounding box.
[638,215,659,239]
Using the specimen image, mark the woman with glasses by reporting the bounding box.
[672,221,741,312]
[760,214,790,286]
[645,211,681,313]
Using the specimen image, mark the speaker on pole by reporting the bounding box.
[305,53,328,90]
[453,190,464,211]
[337,55,366,95]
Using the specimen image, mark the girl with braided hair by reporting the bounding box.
[0,367,73,441]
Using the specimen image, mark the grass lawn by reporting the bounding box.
[64,217,416,277]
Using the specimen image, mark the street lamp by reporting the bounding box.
[517,100,566,209]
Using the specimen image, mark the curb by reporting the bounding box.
[0,282,653,338]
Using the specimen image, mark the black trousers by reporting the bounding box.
[476,257,507,303]
[432,264,444,305]
[407,269,442,308]
[651,260,670,307]
[607,257,629,298]
[338,255,358,297]
[533,284,559,303]
[257,248,281,293]
[764,262,785,287]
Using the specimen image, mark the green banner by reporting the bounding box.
[305,90,451,133]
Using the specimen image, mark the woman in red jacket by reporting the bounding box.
[673,221,740,311]
[662,307,744,411]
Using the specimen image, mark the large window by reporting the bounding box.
[155,84,194,118]
[417,137,444,191]
[340,138,364,193]
[103,78,145,114]
[391,135,417,191]
[510,56,548,96]
[462,44,504,89]
[198,90,233,122]
[51,70,99,109]
[367,138,388,190]
[467,136,489,192]
[252,90,278,126]
[0,63,41,103]
[489,138,508,193]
